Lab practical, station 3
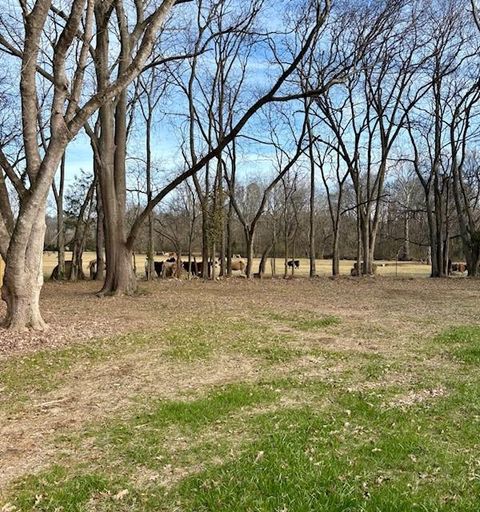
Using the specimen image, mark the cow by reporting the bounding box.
[196,259,220,278]
[145,259,162,278]
[350,262,378,276]
[89,259,97,280]
[230,258,246,272]
[50,260,86,280]
[50,260,73,280]
[145,257,177,278]
[448,260,468,274]
[287,259,300,269]
[162,257,178,278]
[182,260,201,276]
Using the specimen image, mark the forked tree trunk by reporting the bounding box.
[1,208,47,331]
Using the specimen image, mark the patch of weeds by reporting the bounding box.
[253,344,300,363]
[163,319,293,363]
[269,311,341,331]
[355,353,399,382]
[0,332,159,403]
[295,316,341,331]
[0,344,104,399]
[235,332,299,363]
[435,325,480,364]
[163,322,216,361]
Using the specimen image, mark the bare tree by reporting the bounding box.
[0,0,187,330]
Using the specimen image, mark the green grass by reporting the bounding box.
[5,321,480,511]
[269,311,341,331]
[163,318,298,363]
[8,377,480,511]
[435,325,480,363]
[90,382,278,468]
[169,387,480,512]
[6,382,279,511]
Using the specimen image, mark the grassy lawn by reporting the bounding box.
[1,278,479,511]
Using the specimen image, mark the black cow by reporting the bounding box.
[287,259,300,269]
[144,260,164,278]
[182,260,200,276]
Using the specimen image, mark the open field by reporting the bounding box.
[1,277,479,510]
[42,251,432,279]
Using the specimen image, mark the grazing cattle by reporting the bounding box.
[182,260,201,276]
[154,261,164,277]
[162,257,178,278]
[287,259,300,269]
[145,259,163,278]
[145,257,178,278]
[350,262,378,276]
[230,258,246,272]
[449,260,468,274]
[196,260,220,278]
[50,260,86,280]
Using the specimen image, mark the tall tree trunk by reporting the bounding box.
[226,198,233,277]
[55,154,66,279]
[332,220,340,276]
[2,207,47,331]
[245,231,254,279]
[307,113,316,278]
[201,211,209,279]
[146,112,155,280]
[271,218,277,277]
[355,202,362,276]
[361,215,370,275]
[95,177,105,281]
[403,213,410,261]
[95,6,136,295]
[211,241,217,280]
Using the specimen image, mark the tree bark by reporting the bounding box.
[95,177,105,281]
[54,154,66,279]
[245,231,254,279]
[2,207,47,330]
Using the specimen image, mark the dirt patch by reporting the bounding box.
[386,387,447,409]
